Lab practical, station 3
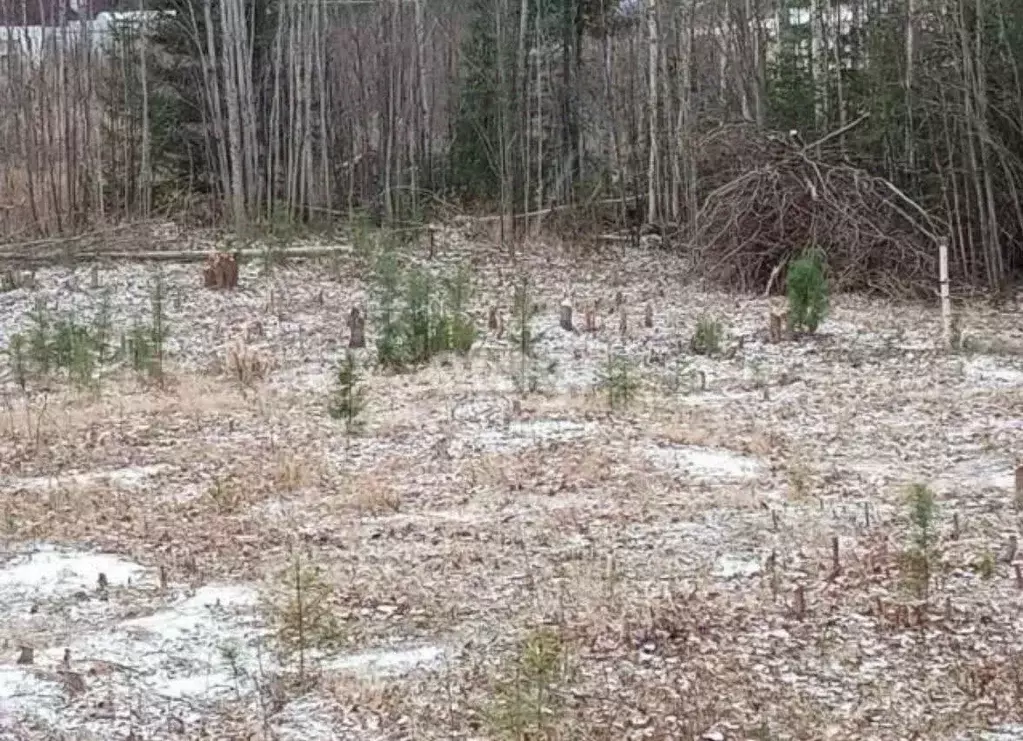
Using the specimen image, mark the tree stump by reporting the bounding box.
[643,304,653,328]
[768,310,787,343]
[559,301,573,332]
[488,306,499,332]
[17,646,33,665]
[1015,464,1023,509]
[347,307,366,348]
[202,251,239,290]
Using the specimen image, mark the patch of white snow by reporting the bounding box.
[645,444,763,481]
[4,464,172,493]
[965,357,1023,387]
[0,544,150,599]
[326,644,447,678]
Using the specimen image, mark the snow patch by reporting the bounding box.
[159,671,238,699]
[966,727,1023,741]
[122,584,258,639]
[930,458,1016,494]
[327,644,447,678]
[715,554,762,579]
[451,418,595,457]
[272,697,343,740]
[4,464,172,492]
[0,544,150,599]
[645,444,763,481]
[0,667,61,727]
[28,583,264,702]
[965,357,1023,387]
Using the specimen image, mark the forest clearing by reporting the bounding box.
[1,226,1022,740]
[3,0,1023,736]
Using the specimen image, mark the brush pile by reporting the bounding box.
[691,121,944,296]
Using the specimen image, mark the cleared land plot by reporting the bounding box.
[2,234,1023,740]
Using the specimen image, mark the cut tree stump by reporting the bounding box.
[347,308,366,348]
[559,301,573,331]
[768,310,787,343]
[1015,464,1023,508]
[202,251,239,290]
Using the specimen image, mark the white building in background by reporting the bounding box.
[0,9,172,63]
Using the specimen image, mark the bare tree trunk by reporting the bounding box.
[414,0,431,190]
[139,0,152,217]
[646,0,658,223]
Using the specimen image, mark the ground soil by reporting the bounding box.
[1,231,1023,740]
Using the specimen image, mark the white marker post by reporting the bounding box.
[939,237,952,348]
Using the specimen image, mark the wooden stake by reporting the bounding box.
[831,535,840,578]
[347,307,366,348]
[1002,534,1018,564]
[939,236,952,349]
[864,501,871,529]
[1015,465,1023,510]
[643,303,653,328]
[559,301,574,332]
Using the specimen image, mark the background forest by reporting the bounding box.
[1,0,1021,292]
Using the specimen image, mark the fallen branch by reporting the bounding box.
[2,244,354,267]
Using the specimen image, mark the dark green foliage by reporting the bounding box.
[123,323,155,377]
[901,483,938,599]
[328,350,366,434]
[508,275,551,393]
[51,318,97,388]
[597,349,640,409]
[371,255,478,371]
[92,289,114,364]
[689,315,724,356]
[442,264,478,355]
[121,272,169,382]
[786,248,829,333]
[448,0,505,203]
[6,333,27,391]
[487,627,570,740]
[27,298,52,374]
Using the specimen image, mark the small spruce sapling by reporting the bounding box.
[598,349,640,409]
[328,350,366,434]
[786,247,829,334]
[150,270,167,383]
[690,315,724,356]
[27,297,52,374]
[508,276,550,393]
[902,483,938,600]
[372,251,407,370]
[443,263,477,355]
[5,333,27,391]
[487,628,569,740]
[261,548,343,685]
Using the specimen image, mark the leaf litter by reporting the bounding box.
[0,229,1022,739]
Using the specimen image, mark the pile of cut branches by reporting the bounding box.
[690,118,945,296]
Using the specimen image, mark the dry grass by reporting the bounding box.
[2,236,1023,740]
[341,473,403,515]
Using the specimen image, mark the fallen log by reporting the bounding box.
[1,244,354,267]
